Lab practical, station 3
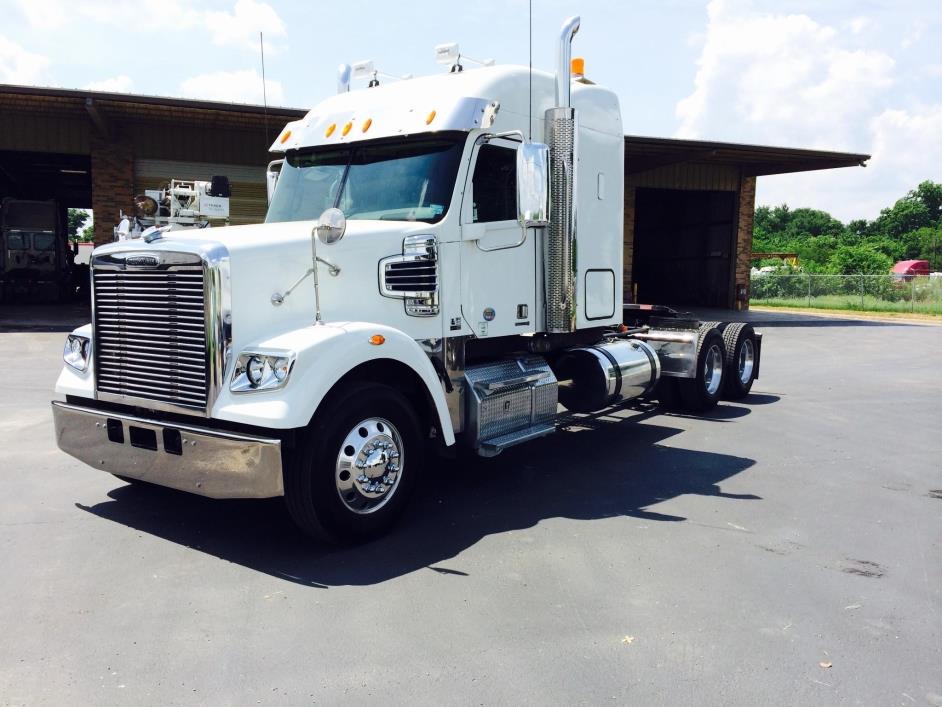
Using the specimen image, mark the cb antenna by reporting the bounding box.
[260,31,270,144]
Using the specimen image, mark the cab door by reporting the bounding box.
[459,139,536,338]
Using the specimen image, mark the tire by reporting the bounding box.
[678,325,727,412]
[284,381,424,543]
[722,323,758,400]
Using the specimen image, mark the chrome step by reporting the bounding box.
[477,422,556,457]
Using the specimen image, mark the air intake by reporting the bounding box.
[379,235,439,316]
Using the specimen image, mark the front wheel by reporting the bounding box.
[284,382,424,543]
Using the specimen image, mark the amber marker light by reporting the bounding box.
[362,118,373,133]
[325,123,336,137]
[426,110,437,125]
[279,129,292,144]
[369,334,386,346]
[342,121,353,136]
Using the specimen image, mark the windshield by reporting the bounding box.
[265,134,465,225]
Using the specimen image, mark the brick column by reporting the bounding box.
[734,176,756,310]
[90,133,134,245]
[622,186,636,303]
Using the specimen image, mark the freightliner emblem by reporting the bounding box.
[124,254,160,268]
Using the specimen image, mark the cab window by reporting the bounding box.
[471,145,517,223]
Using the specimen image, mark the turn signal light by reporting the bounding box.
[369,334,386,346]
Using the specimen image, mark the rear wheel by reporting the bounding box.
[678,325,727,412]
[722,323,758,399]
[284,381,424,543]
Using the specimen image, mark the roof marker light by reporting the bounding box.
[342,121,353,136]
[279,129,292,144]
[362,118,372,133]
[426,110,437,125]
[325,123,336,137]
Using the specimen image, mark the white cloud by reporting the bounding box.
[847,16,872,35]
[84,75,134,93]
[869,106,942,193]
[0,34,50,84]
[13,0,282,52]
[179,69,284,105]
[203,0,286,51]
[755,105,942,221]
[676,0,931,221]
[676,0,895,150]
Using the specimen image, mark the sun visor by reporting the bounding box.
[269,96,499,153]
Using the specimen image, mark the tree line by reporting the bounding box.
[753,180,942,274]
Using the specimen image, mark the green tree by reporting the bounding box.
[827,245,892,276]
[66,208,89,238]
[872,196,932,240]
[910,180,942,224]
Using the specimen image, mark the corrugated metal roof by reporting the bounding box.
[625,135,870,177]
[0,83,305,118]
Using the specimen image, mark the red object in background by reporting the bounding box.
[891,260,930,279]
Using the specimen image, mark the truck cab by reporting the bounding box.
[51,17,761,543]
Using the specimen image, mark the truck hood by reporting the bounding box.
[92,219,444,347]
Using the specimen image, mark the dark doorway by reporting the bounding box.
[632,188,736,308]
[0,151,92,207]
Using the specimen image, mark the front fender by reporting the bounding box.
[212,321,455,444]
[54,323,94,398]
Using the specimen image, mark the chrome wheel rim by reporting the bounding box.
[335,417,403,515]
[703,343,724,396]
[738,338,755,385]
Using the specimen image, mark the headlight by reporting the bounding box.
[247,356,265,386]
[231,351,296,392]
[63,334,91,372]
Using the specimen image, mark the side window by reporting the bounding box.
[471,145,517,223]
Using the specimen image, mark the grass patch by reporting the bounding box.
[750,295,942,316]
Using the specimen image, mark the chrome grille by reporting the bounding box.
[379,235,439,316]
[382,260,437,293]
[93,261,208,411]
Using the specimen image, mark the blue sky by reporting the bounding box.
[1,0,940,221]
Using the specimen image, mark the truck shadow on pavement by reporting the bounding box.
[76,402,760,588]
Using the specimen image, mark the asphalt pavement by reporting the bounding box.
[1,313,940,705]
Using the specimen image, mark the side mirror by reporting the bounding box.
[315,207,346,245]
[517,141,550,227]
[266,160,284,205]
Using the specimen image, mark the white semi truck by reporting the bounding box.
[52,17,761,542]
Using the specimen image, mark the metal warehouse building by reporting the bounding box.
[0,84,868,309]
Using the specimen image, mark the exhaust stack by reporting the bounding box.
[544,16,580,333]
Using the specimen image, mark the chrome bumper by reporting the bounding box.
[51,401,284,499]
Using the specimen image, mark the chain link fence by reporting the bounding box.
[750,272,942,314]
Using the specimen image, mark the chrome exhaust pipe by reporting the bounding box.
[544,16,580,333]
[555,16,580,108]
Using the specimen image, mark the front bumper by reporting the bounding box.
[51,401,284,499]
